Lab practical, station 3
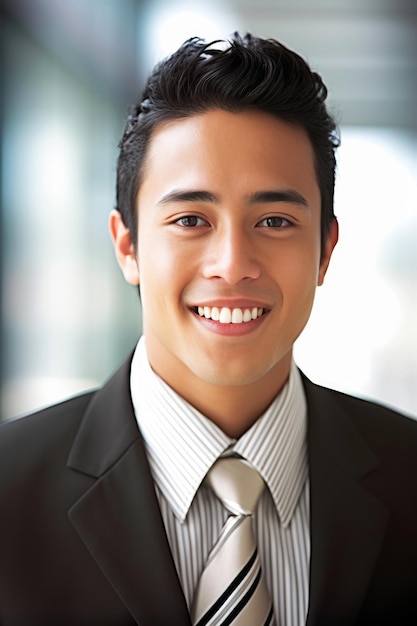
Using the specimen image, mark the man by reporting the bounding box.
[1,33,417,626]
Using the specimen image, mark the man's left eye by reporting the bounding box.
[257,216,292,228]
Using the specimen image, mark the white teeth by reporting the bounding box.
[196,306,264,324]
[243,309,252,323]
[231,308,243,324]
[219,307,232,323]
[211,307,220,321]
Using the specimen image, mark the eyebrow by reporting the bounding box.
[157,188,309,207]
[158,190,218,205]
[246,189,309,207]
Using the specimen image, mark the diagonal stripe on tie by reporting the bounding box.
[195,549,258,626]
[191,457,275,626]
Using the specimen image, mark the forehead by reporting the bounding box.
[139,109,319,205]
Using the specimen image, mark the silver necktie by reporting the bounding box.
[191,457,274,626]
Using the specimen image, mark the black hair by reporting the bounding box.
[116,33,339,251]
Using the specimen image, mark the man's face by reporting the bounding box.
[112,109,337,398]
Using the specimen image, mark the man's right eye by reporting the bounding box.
[175,216,205,227]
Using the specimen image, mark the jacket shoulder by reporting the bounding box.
[0,391,97,475]
[322,382,415,429]
[1,390,95,436]
[303,373,417,456]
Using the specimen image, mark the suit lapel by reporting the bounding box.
[302,376,390,626]
[67,358,191,626]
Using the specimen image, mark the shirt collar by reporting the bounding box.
[130,337,307,528]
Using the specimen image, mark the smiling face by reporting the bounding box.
[111,109,338,429]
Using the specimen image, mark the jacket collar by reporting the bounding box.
[67,357,139,476]
[302,374,390,625]
[67,356,191,625]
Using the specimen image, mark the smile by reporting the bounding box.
[195,306,265,324]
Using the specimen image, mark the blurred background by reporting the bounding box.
[1,0,416,420]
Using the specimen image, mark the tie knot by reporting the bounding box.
[206,457,265,516]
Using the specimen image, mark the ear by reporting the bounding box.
[317,217,338,286]
[109,209,140,285]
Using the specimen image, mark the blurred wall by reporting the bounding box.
[0,0,146,417]
[1,0,416,419]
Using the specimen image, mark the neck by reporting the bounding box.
[146,346,292,439]
[182,381,288,438]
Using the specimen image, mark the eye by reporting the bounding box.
[257,216,293,228]
[175,215,207,227]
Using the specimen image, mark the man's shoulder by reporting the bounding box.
[327,382,415,427]
[304,373,417,449]
[2,390,94,431]
[1,354,133,442]
[0,391,97,460]
[0,355,134,476]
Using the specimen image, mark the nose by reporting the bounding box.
[202,226,261,285]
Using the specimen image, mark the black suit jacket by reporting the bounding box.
[1,357,417,625]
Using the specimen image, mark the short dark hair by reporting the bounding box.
[116,33,339,251]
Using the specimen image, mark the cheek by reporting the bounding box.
[280,250,321,311]
[138,235,191,307]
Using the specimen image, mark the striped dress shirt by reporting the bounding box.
[130,337,310,626]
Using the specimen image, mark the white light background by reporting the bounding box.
[2,1,416,419]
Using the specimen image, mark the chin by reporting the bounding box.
[193,362,274,388]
